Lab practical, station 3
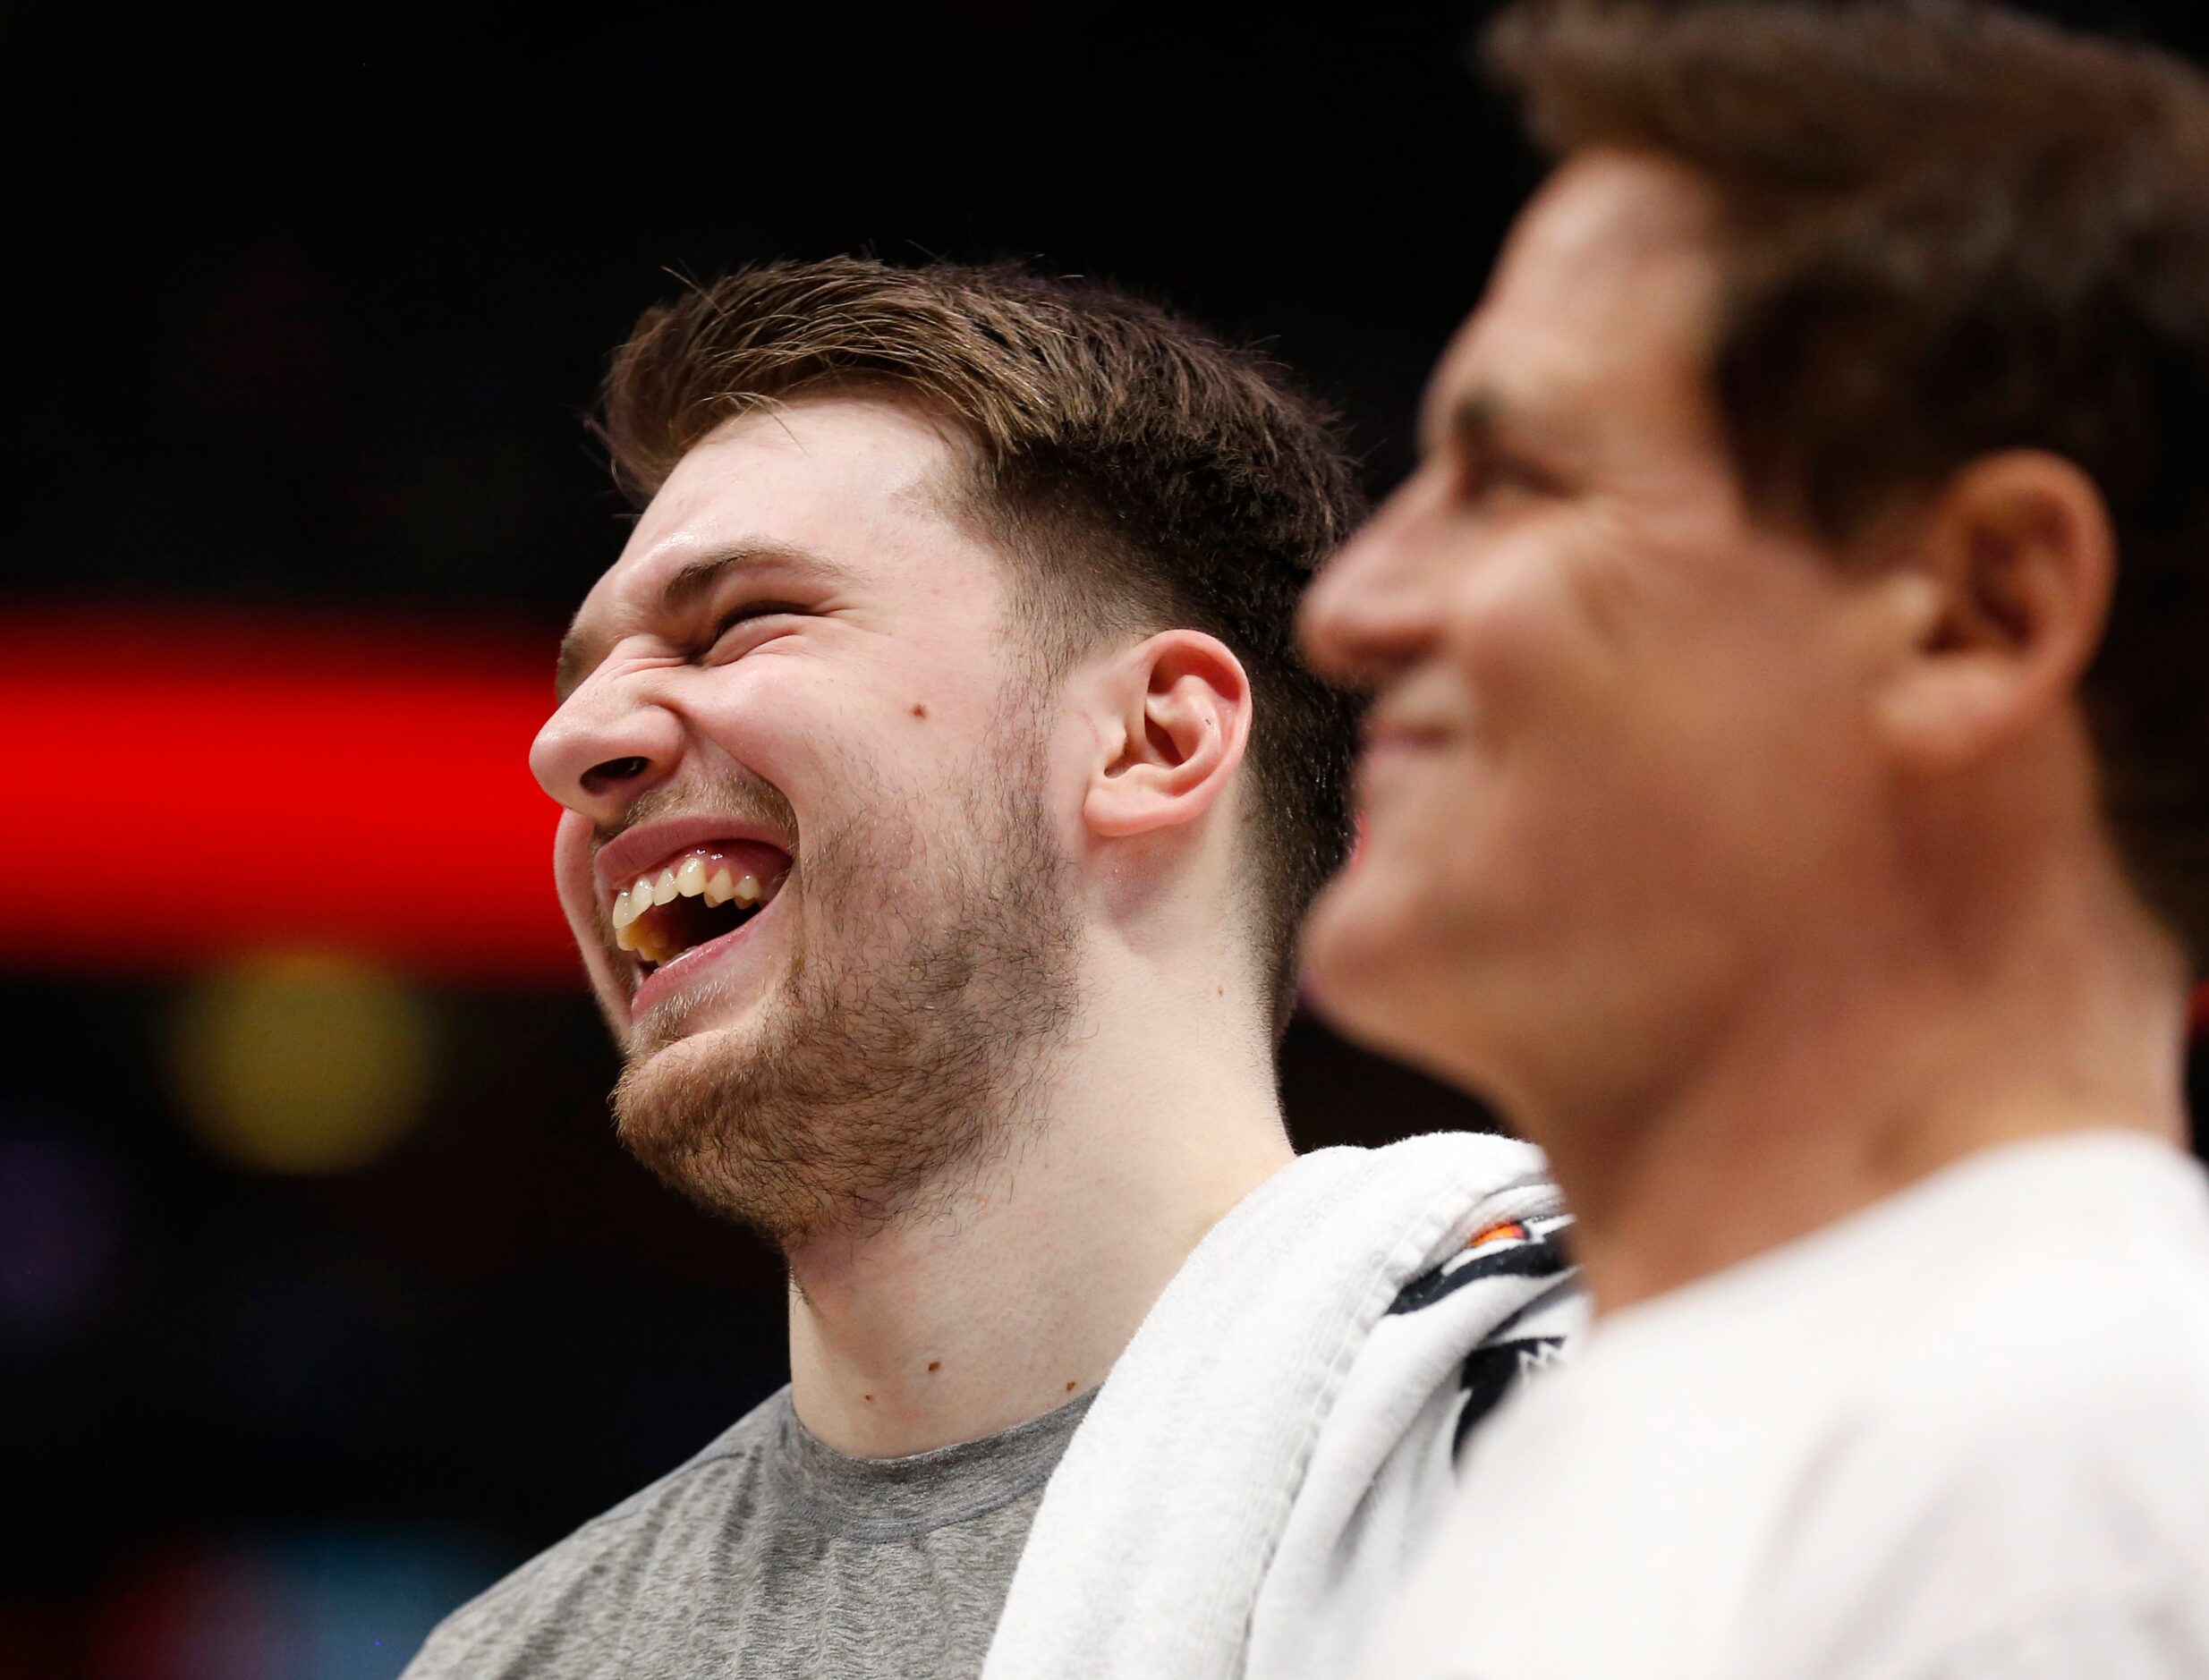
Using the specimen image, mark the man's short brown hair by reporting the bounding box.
[601,258,1365,1027]
[1489,0,2209,971]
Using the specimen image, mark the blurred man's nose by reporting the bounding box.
[529,670,684,823]
[1298,481,1445,690]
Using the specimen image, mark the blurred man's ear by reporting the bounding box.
[1870,450,2117,775]
[1081,630,1253,839]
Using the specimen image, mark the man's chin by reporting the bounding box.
[619,1011,760,1103]
[1304,871,1450,1055]
[608,1021,768,1197]
[625,977,773,1061]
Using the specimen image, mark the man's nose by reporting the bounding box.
[529,671,684,823]
[1298,487,1443,689]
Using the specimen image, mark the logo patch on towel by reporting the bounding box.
[1466,1219,1531,1251]
[1388,1211,1575,1317]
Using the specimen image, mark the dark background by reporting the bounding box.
[4,4,2206,1676]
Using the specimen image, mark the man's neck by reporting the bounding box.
[780,987,1293,1456]
[1543,857,2193,1321]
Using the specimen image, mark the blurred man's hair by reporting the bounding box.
[1490,0,2209,971]
[601,257,1365,1031]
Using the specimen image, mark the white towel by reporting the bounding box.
[982,1132,1584,1680]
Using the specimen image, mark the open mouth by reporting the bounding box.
[608,844,791,978]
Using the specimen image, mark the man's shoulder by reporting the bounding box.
[1772,1179,2205,1541]
[1738,1175,2209,1675]
[403,1389,788,1679]
[1886,1162,2209,1437]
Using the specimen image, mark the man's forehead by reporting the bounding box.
[632,403,955,554]
[1423,154,1723,438]
[555,396,995,697]
[1518,149,1720,271]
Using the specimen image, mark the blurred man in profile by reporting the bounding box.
[1299,1,2209,1675]
[404,260,1569,1680]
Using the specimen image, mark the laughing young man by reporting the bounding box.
[1300,4,2209,1677]
[404,260,1570,1680]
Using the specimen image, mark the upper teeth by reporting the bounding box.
[608,857,767,944]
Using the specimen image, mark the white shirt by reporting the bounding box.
[1360,1132,2209,1680]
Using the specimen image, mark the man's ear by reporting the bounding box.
[1082,630,1253,839]
[1872,450,2116,775]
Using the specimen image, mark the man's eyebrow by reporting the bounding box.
[658,541,855,616]
[554,541,854,702]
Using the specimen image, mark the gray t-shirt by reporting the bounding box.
[405,1385,1095,1679]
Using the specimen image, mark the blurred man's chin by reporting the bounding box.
[1304,872,1453,1052]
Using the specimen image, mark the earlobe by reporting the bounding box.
[1871,451,2114,776]
[1083,632,1253,840]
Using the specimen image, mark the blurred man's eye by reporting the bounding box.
[1450,446,1548,510]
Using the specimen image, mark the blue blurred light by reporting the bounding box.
[91,1527,509,1680]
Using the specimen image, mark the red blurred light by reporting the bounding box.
[4,607,2205,1029]
[0,610,578,983]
